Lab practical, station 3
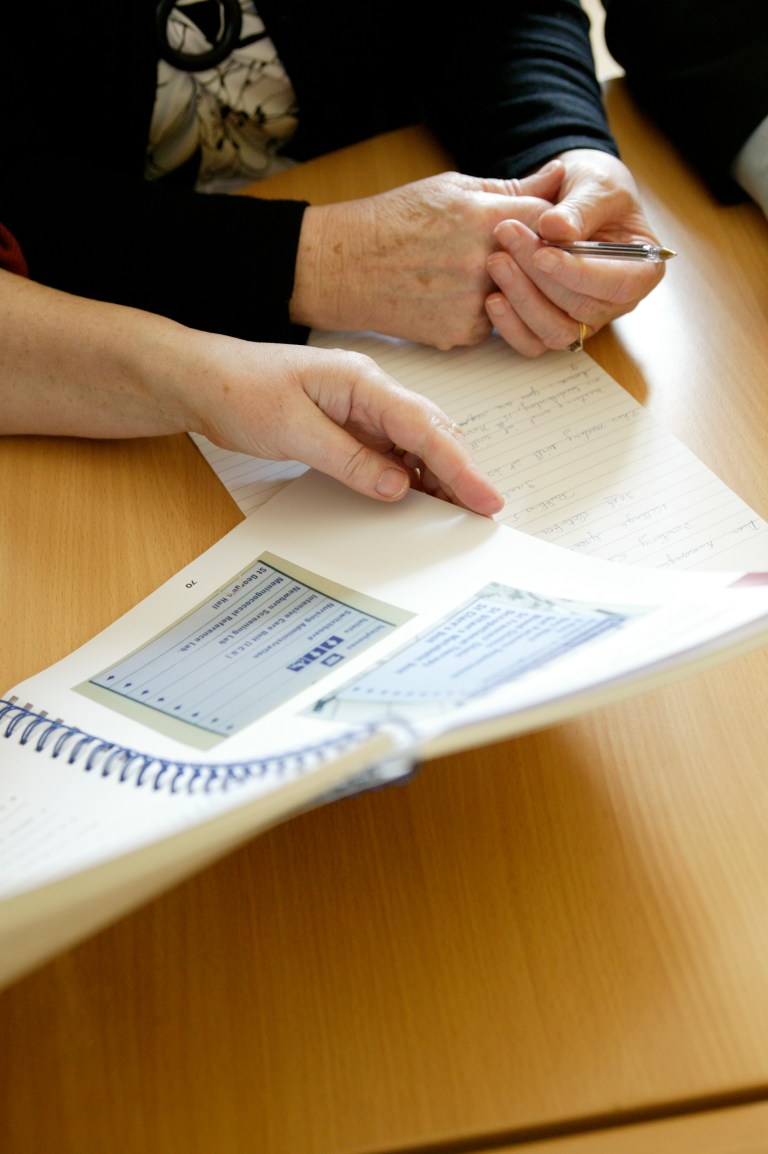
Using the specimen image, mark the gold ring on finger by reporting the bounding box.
[568,321,591,353]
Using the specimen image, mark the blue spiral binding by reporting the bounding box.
[0,698,384,797]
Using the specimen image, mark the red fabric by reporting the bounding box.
[0,223,29,276]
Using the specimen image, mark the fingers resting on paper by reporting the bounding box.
[0,272,500,516]
[194,342,503,517]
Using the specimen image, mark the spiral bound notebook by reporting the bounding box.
[4,470,768,989]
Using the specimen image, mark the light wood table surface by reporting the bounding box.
[3,81,768,1154]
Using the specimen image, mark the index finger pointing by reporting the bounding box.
[385,406,504,517]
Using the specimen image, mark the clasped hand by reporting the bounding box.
[291,151,665,356]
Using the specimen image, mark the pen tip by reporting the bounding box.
[659,247,677,261]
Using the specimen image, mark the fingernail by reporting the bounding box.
[495,220,518,245]
[376,468,409,498]
[535,248,560,273]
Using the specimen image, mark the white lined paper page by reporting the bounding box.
[188,435,308,515]
[191,331,768,572]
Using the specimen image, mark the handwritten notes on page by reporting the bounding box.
[191,332,768,573]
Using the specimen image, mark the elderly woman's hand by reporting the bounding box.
[485,150,667,356]
[289,166,563,349]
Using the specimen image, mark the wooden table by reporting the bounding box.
[3,81,768,1154]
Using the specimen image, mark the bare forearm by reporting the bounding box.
[0,270,502,515]
[0,270,193,439]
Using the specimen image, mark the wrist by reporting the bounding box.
[289,200,375,331]
[104,308,200,436]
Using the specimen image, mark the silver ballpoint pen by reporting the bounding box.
[547,240,677,263]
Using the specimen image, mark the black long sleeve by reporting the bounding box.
[603,0,768,202]
[259,0,617,176]
[1,0,307,341]
[416,0,618,178]
[1,0,617,341]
